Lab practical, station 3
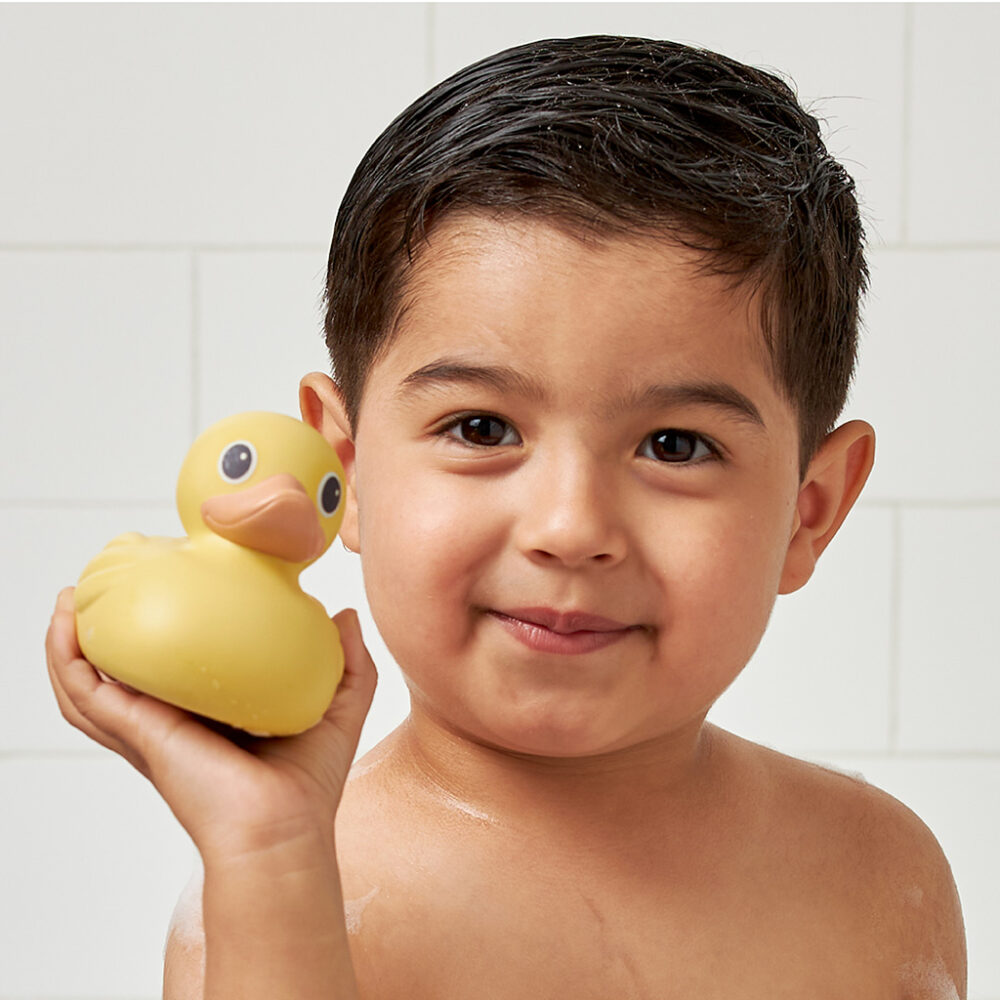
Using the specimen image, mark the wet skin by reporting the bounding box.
[307,215,962,998]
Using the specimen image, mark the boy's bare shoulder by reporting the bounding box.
[336,729,966,1000]
[737,734,966,997]
[748,737,956,899]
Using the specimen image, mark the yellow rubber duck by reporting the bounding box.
[74,411,346,736]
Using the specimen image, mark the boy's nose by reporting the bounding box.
[513,451,628,569]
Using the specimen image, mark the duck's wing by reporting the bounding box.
[75,533,178,613]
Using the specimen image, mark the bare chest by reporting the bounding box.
[344,857,900,1000]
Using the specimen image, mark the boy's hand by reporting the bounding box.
[45,587,377,861]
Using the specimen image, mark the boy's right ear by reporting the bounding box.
[299,372,360,554]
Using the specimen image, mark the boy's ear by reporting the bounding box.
[779,420,876,595]
[299,372,360,554]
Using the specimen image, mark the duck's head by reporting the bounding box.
[177,411,345,568]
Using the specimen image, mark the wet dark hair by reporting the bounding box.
[324,35,867,471]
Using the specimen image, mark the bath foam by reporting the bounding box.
[344,886,380,935]
[897,953,959,1000]
[167,855,381,942]
[165,857,206,977]
[806,758,868,784]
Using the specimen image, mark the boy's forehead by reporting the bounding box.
[389,212,777,386]
[406,212,721,285]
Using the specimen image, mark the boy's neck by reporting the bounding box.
[383,708,726,844]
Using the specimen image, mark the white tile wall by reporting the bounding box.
[0,252,192,502]
[196,250,332,427]
[0,4,427,246]
[847,249,1000,501]
[0,758,195,999]
[3,4,997,998]
[909,5,1000,244]
[898,507,1000,753]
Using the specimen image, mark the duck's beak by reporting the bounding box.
[200,473,326,562]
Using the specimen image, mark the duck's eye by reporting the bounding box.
[318,472,342,517]
[219,441,257,483]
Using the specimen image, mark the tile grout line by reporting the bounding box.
[425,1,436,86]
[899,3,915,247]
[858,499,1000,510]
[0,499,176,509]
[887,503,903,753]
[0,243,327,253]
[803,750,1000,762]
[0,750,113,761]
[190,251,200,439]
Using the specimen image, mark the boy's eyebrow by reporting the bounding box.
[396,358,765,427]
[621,382,765,428]
[396,359,547,402]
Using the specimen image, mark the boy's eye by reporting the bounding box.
[639,429,714,464]
[443,414,520,448]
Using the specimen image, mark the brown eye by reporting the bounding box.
[451,415,517,447]
[643,430,712,464]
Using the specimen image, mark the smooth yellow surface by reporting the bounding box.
[75,412,346,735]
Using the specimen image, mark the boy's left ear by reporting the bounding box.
[779,420,876,595]
[299,371,360,554]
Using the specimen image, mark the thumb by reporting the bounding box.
[315,608,378,769]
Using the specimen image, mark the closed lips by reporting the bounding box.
[494,607,638,633]
[486,608,643,655]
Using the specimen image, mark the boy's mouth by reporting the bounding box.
[487,607,644,655]
[496,607,635,633]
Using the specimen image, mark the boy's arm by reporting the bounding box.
[46,589,376,1000]
[858,781,967,999]
[163,835,359,1000]
[202,831,358,998]
[901,822,967,999]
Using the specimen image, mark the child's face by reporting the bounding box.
[348,214,804,758]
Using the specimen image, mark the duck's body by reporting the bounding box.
[74,412,347,736]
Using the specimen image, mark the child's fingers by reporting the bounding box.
[46,588,197,783]
[45,589,146,768]
[45,589,106,743]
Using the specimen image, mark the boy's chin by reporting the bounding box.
[410,681,699,761]
[460,704,657,761]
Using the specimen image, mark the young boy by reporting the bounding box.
[46,35,966,999]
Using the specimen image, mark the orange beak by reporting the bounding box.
[200,473,326,563]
